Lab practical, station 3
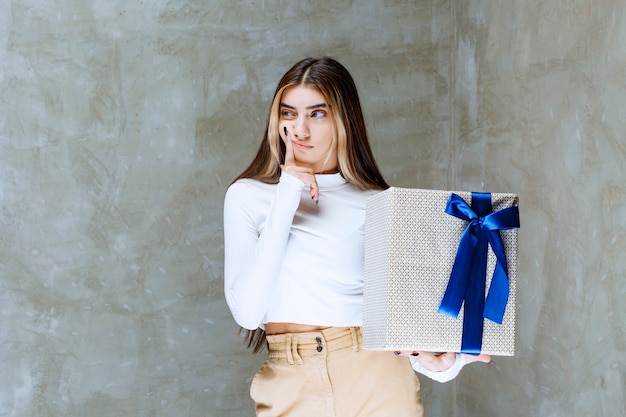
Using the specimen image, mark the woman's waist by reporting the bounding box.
[265,326,363,362]
[265,322,330,335]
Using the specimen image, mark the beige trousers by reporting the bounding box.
[251,327,424,417]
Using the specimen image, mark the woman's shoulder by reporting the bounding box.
[345,184,387,198]
[224,178,276,208]
[224,178,276,218]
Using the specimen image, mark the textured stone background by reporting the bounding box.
[0,1,624,416]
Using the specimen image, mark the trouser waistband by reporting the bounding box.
[266,326,362,365]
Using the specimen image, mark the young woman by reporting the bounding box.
[223,57,489,417]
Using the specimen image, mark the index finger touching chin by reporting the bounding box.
[281,127,291,158]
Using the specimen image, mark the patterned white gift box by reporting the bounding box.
[362,187,519,356]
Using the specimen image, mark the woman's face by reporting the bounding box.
[279,85,338,174]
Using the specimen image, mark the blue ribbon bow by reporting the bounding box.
[437,192,520,354]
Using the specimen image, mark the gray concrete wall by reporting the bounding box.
[0,1,624,416]
[451,2,626,416]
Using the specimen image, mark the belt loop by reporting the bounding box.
[350,327,359,352]
[292,336,303,365]
[285,335,295,365]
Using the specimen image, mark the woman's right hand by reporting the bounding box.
[280,128,319,203]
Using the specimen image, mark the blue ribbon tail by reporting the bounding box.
[460,230,488,354]
[437,226,477,318]
[483,262,509,324]
[483,207,519,324]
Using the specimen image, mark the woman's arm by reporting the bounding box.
[223,173,305,329]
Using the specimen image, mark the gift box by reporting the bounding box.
[362,187,520,356]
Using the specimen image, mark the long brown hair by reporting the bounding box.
[235,57,389,352]
[235,57,389,190]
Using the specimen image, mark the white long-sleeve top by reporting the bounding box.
[223,171,380,330]
[223,170,467,383]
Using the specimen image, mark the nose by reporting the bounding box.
[292,117,310,140]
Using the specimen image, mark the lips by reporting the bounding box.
[293,140,313,150]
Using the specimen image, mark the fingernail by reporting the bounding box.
[411,353,419,357]
[393,351,400,356]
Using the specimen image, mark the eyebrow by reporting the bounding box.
[280,102,328,110]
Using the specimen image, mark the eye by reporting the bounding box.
[280,108,296,119]
[310,110,326,118]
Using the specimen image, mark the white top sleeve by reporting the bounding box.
[410,353,465,383]
[223,172,305,330]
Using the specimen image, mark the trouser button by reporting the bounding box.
[315,337,323,352]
